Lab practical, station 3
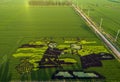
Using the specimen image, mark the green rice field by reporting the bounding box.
[0,0,120,82]
[77,0,120,48]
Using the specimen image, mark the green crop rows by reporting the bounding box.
[0,0,120,82]
[76,0,120,48]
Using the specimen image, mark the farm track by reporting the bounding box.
[72,4,120,60]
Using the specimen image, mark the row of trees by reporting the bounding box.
[29,0,72,6]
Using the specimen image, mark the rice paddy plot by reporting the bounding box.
[0,0,120,82]
[9,37,114,81]
[76,0,120,48]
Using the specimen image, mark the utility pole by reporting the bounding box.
[74,0,77,6]
[80,4,83,11]
[115,29,120,42]
[100,18,103,29]
[76,0,78,7]
[87,9,90,16]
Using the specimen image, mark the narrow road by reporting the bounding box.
[72,4,120,59]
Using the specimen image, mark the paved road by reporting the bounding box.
[72,4,120,59]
